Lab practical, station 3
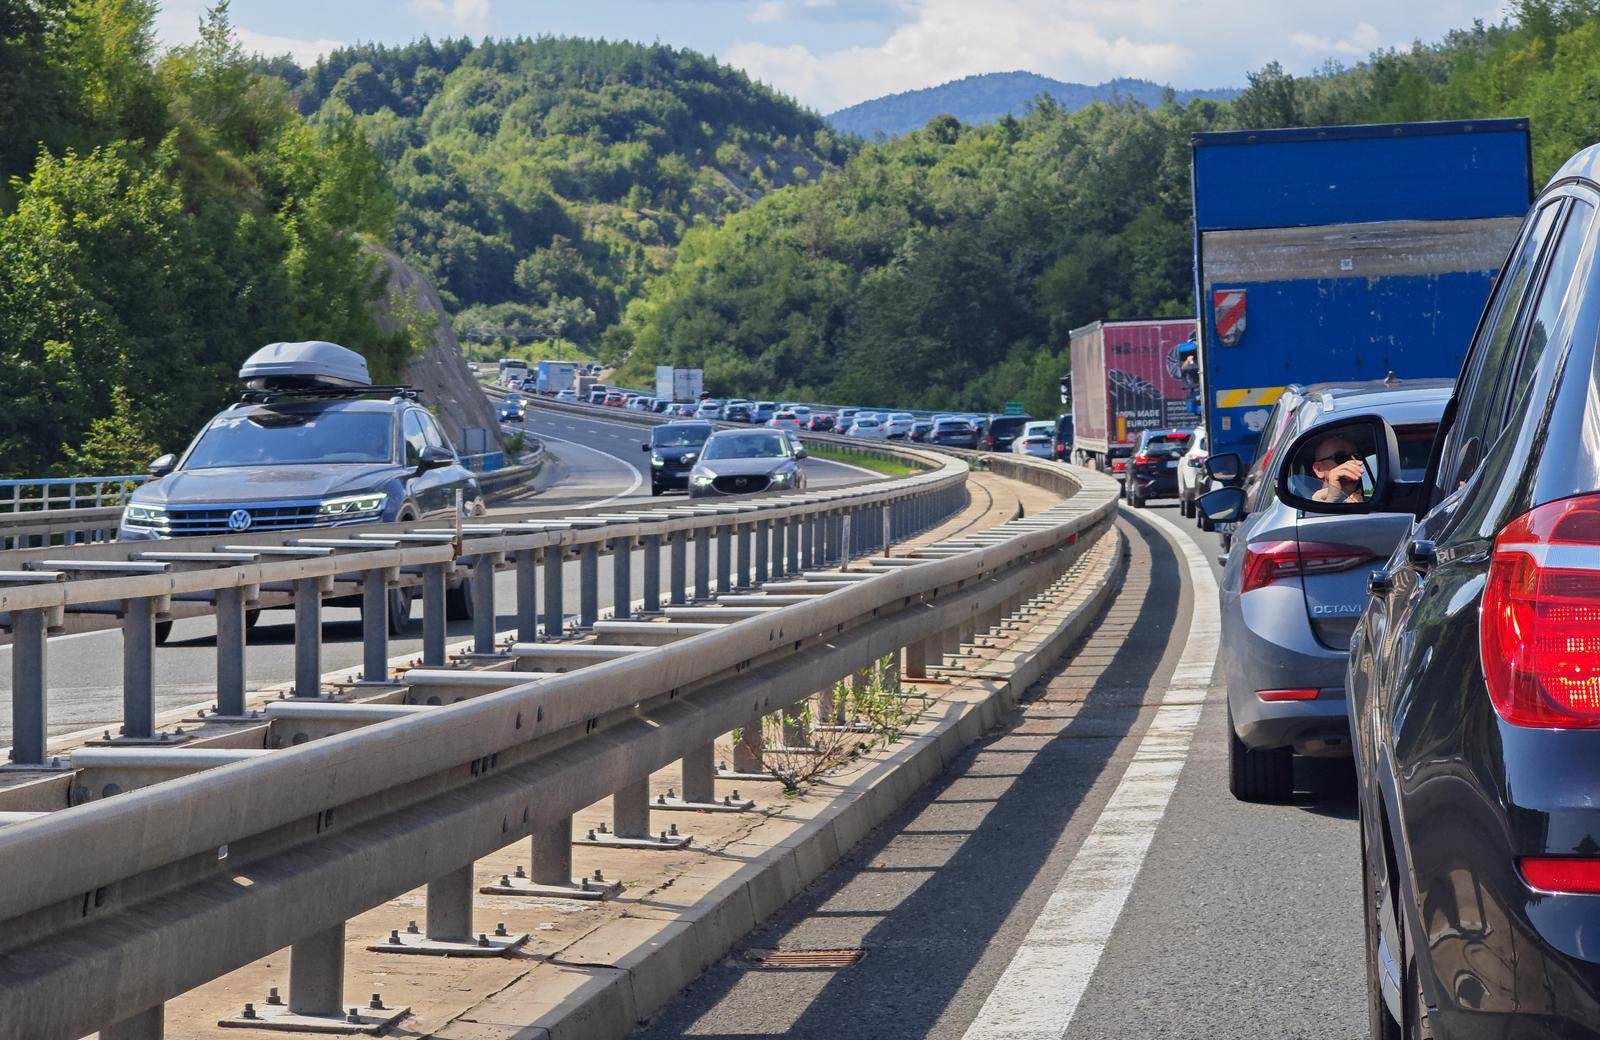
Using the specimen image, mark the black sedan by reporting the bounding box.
[1344,145,1600,1038]
[929,419,979,449]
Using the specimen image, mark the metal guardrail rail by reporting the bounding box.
[0,443,1118,1039]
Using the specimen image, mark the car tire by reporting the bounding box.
[1227,702,1294,801]
[388,585,415,637]
[1180,495,1194,518]
[446,576,474,620]
[1127,484,1144,509]
[1362,820,1406,1040]
[651,482,663,497]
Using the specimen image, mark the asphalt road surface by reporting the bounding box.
[632,499,1365,1040]
[0,410,883,746]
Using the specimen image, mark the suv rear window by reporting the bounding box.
[989,416,1032,437]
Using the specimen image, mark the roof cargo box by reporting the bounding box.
[240,341,371,391]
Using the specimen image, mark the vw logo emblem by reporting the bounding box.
[227,509,253,532]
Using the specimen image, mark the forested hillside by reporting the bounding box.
[265,38,851,361]
[826,72,1239,138]
[0,0,400,475]
[611,0,1600,417]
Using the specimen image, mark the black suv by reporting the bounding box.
[1124,428,1190,508]
[643,421,714,495]
[1329,150,1600,1037]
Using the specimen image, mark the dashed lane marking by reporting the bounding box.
[960,505,1219,1040]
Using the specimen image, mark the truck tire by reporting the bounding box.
[1228,703,1294,802]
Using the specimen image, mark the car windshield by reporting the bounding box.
[703,432,789,460]
[653,425,712,449]
[185,408,393,468]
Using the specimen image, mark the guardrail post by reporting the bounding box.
[9,609,48,765]
[694,527,711,601]
[736,522,753,588]
[473,553,497,653]
[359,570,387,684]
[786,516,801,573]
[642,533,662,613]
[543,546,565,638]
[733,715,764,773]
[614,778,650,839]
[611,538,632,620]
[422,562,447,666]
[427,863,474,941]
[101,1004,163,1040]
[715,524,732,594]
[755,519,770,582]
[669,532,688,605]
[516,549,538,642]
[904,638,929,680]
[531,816,573,886]
[841,512,853,561]
[579,542,599,629]
[217,586,250,712]
[682,741,715,804]
[293,579,323,699]
[123,597,156,737]
[288,922,345,1016]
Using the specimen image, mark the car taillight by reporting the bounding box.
[1482,494,1600,728]
[1519,856,1600,893]
[1240,540,1377,594]
[1111,459,1126,472]
[1133,453,1151,464]
[1258,688,1319,701]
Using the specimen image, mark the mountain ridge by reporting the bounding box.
[827,71,1241,137]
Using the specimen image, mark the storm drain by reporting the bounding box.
[745,948,866,969]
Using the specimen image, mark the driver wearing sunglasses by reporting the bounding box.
[1309,433,1367,504]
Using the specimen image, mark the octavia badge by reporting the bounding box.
[227,509,253,532]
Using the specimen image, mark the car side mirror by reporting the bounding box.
[1198,486,1247,524]
[641,442,651,452]
[795,446,808,459]
[417,445,454,472]
[1205,452,1242,483]
[1273,413,1401,515]
[148,453,177,477]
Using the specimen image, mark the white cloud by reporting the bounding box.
[1289,21,1385,56]
[727,0,1508,113]
[411,0,491,32]
[749,1,787,23]
[234,27,346,65]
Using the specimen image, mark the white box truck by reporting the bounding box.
[655,366,704,403]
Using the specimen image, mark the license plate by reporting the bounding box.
[1215,521,1240,534]
[1164,459,1178,469]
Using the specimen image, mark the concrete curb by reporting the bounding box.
[435,522,1127,1040]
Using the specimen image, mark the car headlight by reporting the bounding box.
[690,472,716,486]
[769,469,795,487]
[122,503,169,530]
[651,454,665,467]
[319,492,387,516]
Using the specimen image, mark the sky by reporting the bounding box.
[155,0,1512,114]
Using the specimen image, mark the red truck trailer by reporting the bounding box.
[1067,318,1197,474]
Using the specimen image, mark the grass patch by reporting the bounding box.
[805,443,921,478]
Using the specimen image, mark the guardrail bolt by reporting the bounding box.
[587,828,597,840]
[495,922,509,936]
[266,987,282,1006]
[240,1003,257,1020]
[656,793,666,805]
[723,795,733,806]
[103,731,111,740]
[731,789,742,800]
[369,993,385,1010]
[346,1008,361,1024]
[406,920,419,934]
[669,823,680,836]
[514,865,527,879]
[581,876,592,890]
[477,933,491,947]
[387,930,402,945]
[659,831,668,842]
[594,868,605,880]
[500,874,511,886]
[598,822,609,834]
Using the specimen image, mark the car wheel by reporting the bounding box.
[1362,819,1405,1040]
[651,482,663,497]
[1198,511,1214,532]
[388,585,415,637]
[1181,495,1194,519]
[446,576,474,620]
[1128,485,1144,509]
[1227,701,1294,801]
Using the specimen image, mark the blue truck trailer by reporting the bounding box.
[1191,118,1533,463]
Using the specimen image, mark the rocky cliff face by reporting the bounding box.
[368,241,502,452]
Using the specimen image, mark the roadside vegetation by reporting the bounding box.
[804,443,921,479]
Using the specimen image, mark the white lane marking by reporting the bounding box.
[961,506,1219,1040]
[533,432,644,507]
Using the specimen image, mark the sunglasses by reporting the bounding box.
[1314,450,1356,465]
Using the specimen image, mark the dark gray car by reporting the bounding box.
[1199,379,1451,801]
[687,429,807,498]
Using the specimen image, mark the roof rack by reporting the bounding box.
[238,385,419,405]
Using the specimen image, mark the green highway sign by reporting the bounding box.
[1003,401,1024,415]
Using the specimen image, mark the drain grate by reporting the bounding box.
[745,948,865,969]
